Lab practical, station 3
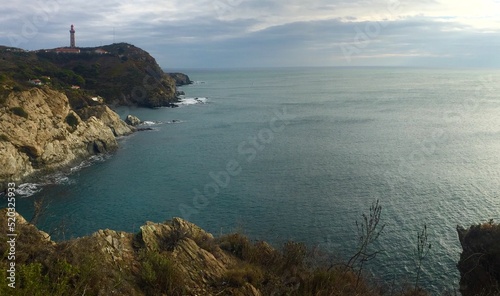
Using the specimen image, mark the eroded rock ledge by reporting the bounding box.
[0,210,261,296]
[0,87,134,190]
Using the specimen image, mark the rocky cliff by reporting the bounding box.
[0,210,262,295]
[0,87,133,191]
[0,44,192,108]
[0,209,397,295]
[37,43,191,108]
[457,222,500,296]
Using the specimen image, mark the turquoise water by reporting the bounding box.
[6,67,500,292]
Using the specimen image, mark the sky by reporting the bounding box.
[1,0,500,68]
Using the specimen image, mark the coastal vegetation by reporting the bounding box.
[0,44,191,109]
[3,201,498,295]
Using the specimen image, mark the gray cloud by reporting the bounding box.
[1,0,499,68]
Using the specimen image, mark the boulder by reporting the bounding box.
[125,114,141,126]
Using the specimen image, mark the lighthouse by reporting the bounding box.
[70,24,76,48]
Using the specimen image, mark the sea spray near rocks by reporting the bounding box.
[0,88,133,191]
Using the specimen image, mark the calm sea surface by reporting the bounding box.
[5,67,500,292]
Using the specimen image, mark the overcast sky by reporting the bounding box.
[2,0,500,68]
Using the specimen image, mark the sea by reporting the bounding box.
[4,67,500,293]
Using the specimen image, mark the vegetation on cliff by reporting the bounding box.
[0,42,192,189]
[0,44,191,108]
[0,209,431,296]
[457,221,500,296]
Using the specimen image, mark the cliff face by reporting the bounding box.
[457,223,500,296]
[35,43,191,108]
[0,210,261,296]
[0,87,133,190]
[0,44,192,108]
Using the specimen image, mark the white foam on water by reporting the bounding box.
[142,120,155,125]
[141,120,165,126]
[178,97,208,105]
[16,183,42,197]
[12,154,110,197]
[70,155,107,172]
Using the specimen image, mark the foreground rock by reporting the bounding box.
[0,87,133,190]
[457,222,500,296]
[0,210,261,296]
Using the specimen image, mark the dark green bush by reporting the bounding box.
[0,134,9,141]
[218,233,252,260]
[224,263,264,288]
[10,106,28,118]
[0,261,78,296]
[65,113,79,128]
[138,250,185,295]
[282,241,307,269]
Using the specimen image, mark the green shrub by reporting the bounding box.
[10,106,28,118]
[218,233,252,260]
[138,250,184,295]
[224,264,264,288]
[0,134,8,141]
[0,261,78,296]
[18,263,51,295]
[282,241,307,269]
[65,113,79,128]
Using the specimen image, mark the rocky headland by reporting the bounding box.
[0,43,192,191]
[0,87,133,190]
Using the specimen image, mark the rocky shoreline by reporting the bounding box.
[0,43,195,191]
[0,87,135,191]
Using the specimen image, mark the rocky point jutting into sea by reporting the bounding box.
[0,43,191,191]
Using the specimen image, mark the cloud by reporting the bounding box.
[1,0,500,68]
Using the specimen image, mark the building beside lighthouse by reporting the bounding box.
[55,24,80,53]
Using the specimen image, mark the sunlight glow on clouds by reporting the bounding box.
[1,0,499,68]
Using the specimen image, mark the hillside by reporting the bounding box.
[0,44,191,108]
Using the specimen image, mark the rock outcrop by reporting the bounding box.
[0,87,133,190]
[457,222,500,296]
[168,72,193,86]
[125,114,141,126]
[0,210,261,296]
